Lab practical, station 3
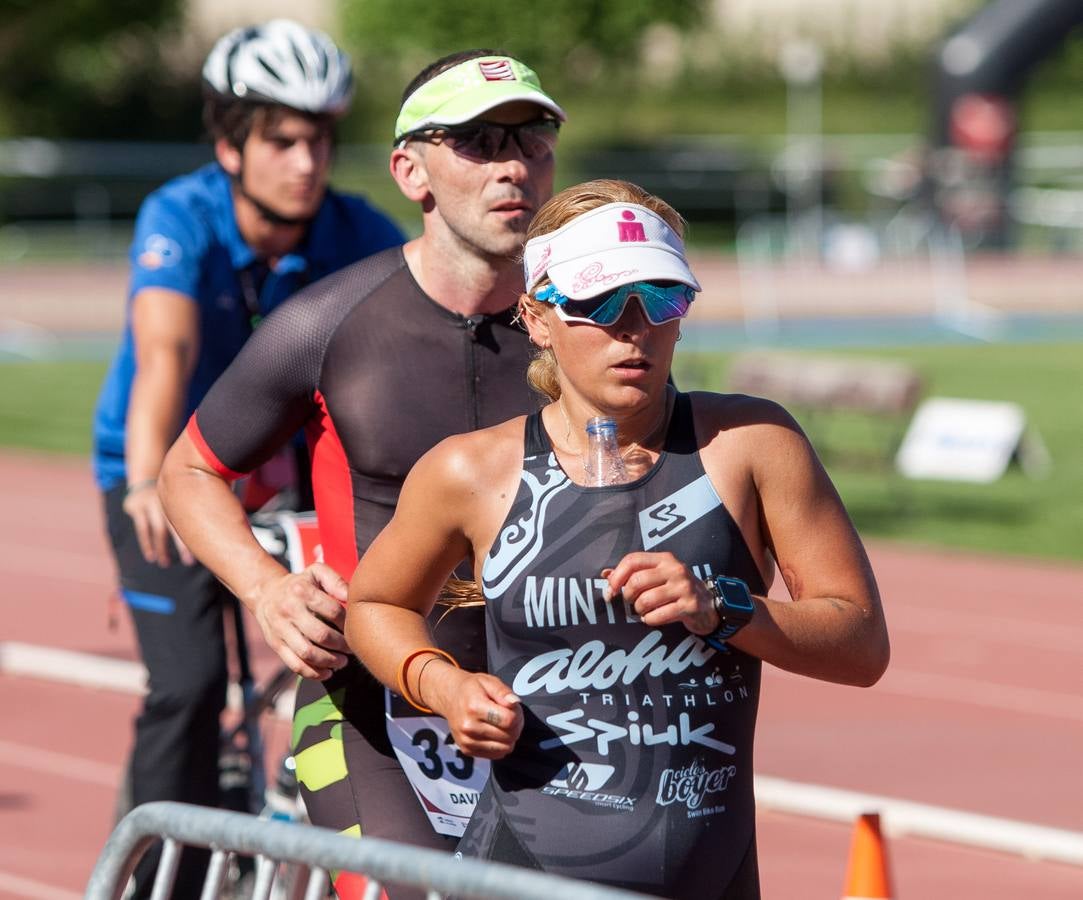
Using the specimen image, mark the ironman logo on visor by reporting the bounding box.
[523,201,701,317]
[535,281,695,326]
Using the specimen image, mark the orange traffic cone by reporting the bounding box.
[842,812,894,899]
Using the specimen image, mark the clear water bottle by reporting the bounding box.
[582,416,630,486]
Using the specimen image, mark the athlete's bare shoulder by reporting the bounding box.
[403,417,529,503]
[687,389,813,472]
[689,389,799,433]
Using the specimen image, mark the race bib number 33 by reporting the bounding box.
[384,689,490,837]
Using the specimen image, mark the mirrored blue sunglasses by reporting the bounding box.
[535,281,696,326]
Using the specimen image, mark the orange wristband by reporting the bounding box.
[396,647,459,713]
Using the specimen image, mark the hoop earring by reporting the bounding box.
[676,330,683,342]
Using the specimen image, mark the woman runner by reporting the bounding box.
[345,180,890,898]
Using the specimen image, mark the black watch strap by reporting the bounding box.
[703,575,755,651]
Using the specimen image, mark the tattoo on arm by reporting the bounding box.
[823,596,847,614]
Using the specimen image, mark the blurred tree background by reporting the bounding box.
[6,0,1083,239]
[0,0,987,143]
[0,0,200,139]
[340,0,708,146]
[5,0,1083,144]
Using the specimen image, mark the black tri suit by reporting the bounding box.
[460,393,765,898]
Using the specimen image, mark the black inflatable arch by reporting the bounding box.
[929,0,1083,246]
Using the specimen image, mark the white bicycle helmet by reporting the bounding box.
[202,19,354,116]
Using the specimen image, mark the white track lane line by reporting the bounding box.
[0,739,119,787]
[0,642,293,718]
[756,775,1083,866]
[8,640,1080,723]
[0,872,81,900]
[9,640,1080,725]
[0,542,109,586]
[3,643,1080,869]
[0,642,145,694]
[891,604,1083,654]
[764,663,1083,722]
[14,641,1083,723]
[880,666,1083,722]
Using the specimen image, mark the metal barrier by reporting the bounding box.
[86,802,652,900]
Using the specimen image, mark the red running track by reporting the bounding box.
[0,450,1080,899]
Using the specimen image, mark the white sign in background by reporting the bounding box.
[895,397,1046,483]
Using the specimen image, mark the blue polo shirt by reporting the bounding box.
[92,162,405,490]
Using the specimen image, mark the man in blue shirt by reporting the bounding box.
[91,19,403,898]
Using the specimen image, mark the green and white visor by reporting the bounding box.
[394,56,565,143]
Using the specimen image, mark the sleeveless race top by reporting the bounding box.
[459,392,765,898]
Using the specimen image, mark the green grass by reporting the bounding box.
[672,342,1083,563]
[0,360,107,455]
[3,342,1081,563]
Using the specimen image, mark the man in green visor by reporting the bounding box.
[160,50,564,897]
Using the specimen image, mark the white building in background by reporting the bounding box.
[185,0,336,41]
[170,0,338,68]
[714,0,979,61]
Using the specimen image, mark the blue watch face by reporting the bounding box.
[716,576,755,613]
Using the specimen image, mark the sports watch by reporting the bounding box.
[702,575,755,651]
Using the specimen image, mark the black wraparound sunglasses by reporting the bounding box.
[401,117,560,162]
